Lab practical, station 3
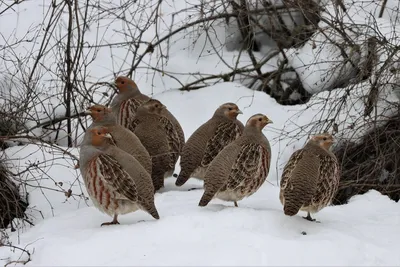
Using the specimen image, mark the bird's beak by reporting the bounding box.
[267,119,273,124]
[85,108,92,115]
[112,83,119,93]
[236,109,243,114]
[161,104,167,109]
[104,133,112,139]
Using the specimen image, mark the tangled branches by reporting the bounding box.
[333,111,400,204]
[0,159,28,232]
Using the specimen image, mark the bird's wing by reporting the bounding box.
[201,121,243,167]
[94,154,138,202]
[280,149,305,190]
[225,142,270,191]
[159,116,181,163]
[311,154,340,206]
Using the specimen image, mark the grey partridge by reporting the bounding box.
[82,104,152,175]
[130,99,181,191]
[79,126,159,226]
[199,114,273,207]
[111,76,185,152]
[176,103,244,187]
[279,133,340,222]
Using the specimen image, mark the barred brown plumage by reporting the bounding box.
[111,76,150,129]
[83,104,152,175]
[279,133,340,222]
[111,76,185,152]
[198,114,273,207]
[79,126,159,226]
[130,99,182,191]
[176,103,244,187]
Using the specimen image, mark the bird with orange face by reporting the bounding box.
[279,133,340,222]
[79,126,159,226]
[83,104,152,175]
[110,76,150,128]
[111,76,185,153]
[175,103,244,188]
[198,114,273,207]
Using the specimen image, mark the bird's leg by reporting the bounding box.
[303,212,320,223]
[101,214,120,226]
[234,201,238,207]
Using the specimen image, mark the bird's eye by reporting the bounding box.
[258,118,262,121]
[97,109,101,112]
[323,137,327,141]
[155,104,159,108]
[121,81,125,84]
[228,107,232,111]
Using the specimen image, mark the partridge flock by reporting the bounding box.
[79,76,341,226]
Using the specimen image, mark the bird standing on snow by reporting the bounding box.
[79,126,159,226]
[83,104,152,175]
[130,99,181,191]
[198,114,273,207]
[111,76,185,152]
[279,133,340,222]
[175,103,244,188]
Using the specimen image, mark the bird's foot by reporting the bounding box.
[101,220,120,226]
[303,213,320,223]
[234,201,238,207]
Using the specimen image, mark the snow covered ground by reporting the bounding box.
[1,0,400,265]
[1,83,400,266]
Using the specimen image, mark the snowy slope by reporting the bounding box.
[1,83,400,266]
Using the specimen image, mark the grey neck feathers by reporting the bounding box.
[305,141,334,157]
[243,125,261,136]
[79,144,102,170]
[111,88,141,108]
[94,113,117,126]
[212,111,236,121]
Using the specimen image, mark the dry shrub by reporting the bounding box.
[0,159,28,231]
[333,111,400,205]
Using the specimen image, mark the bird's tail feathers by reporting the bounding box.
[198,188,216,207]
[175,172,190,187]
[146,203,160,220]
[283,200,302,216]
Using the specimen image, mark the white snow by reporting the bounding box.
[1,84,400,266]
[1,0,400,265]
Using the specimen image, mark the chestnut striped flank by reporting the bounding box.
[85,154,138,216]
[118,98,145,128]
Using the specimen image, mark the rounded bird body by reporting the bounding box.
[130,99,181,191]
[279,133,340,222]
[198,114,273,207]
[111,76,185,152]
[79,126,159,226]
[176,103,244,187]
[82,105,152,175]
